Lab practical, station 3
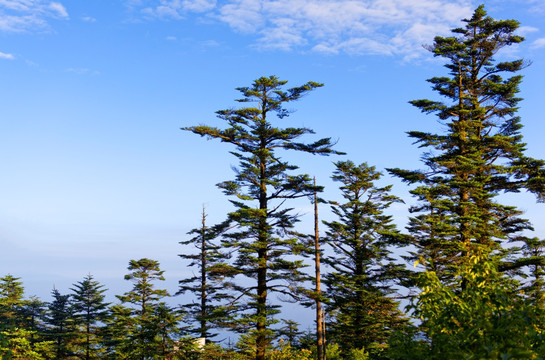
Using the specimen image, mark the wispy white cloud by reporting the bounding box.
[0,0,69,32]
[218,0,474,57]
[82,16,96,22]
[140,0,216,18]
[0,51,14,59]
[517,26,538,36]
[531,38,545,49]
[126,0,475,59]
[48,2,67,18]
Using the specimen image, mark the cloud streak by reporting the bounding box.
[0,51,14,59]
[532,38,545,49]
[128,0,475,59]
[0,0,68,32]
[140,0,217,18]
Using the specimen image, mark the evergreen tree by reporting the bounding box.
[0,327,54,360]
[44,288,76,359]
[388,5,545,278]
[277,319,302,347]
[70,274,110,360]
[145,302,185,358]
[0,274,25,329]
[184,75,340,360]
[323,161,406,358]
[19,296,48,335]
[0,276,55,359]
[118,258,169,317]
[177,206,231,339]
[102,304,134,359]
[117,258,173,359]
[387,6,545,357]
[521,237,545,307]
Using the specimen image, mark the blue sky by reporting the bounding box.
[1,0,544,326]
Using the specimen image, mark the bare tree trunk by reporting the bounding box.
[314,178,325,360]
[200,205,207,338]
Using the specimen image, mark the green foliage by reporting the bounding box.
[102,304,134,359]
[276,319,302,347]
[387,5,545,359]
[0,328,54,360]
[0,276,53,360]
[43,288,76,358]
[0,275,25,330]
[324,343,342,360]
[110,258,184,359]
[178,207,232,339]
[388,5,545,280]
[323,161,407,356]
[117,258,169,316]
[185,75,340,360]
[267,340,312,360]
[70,274,110,359]
[397,252,545,359]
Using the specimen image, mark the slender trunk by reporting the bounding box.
[256,153,268,360]
[314,178,324,360]
[256,246,267,360]
[322,308,327,360]
[86,320,90,360]
[200,205,207,339]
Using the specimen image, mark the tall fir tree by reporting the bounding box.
[323,161,406,358]
[70,274,110,360]
[116,258,173,359]
[117,258,169,318]
[388,5,545,278]
[177,206,231,339]
[0,274,25,330]
[387,6,545,357]
[44,288,76,359]
[184,75,340,360]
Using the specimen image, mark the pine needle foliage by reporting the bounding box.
[388,5,545,278]
[387,5,545,357]
[184,75,341,360]
[178,206,232,339]
[70,274,110,360]
[323,161,406,358]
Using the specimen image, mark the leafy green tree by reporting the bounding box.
[70,274,110,360]
[0,328,54,360]
[404,251,545,359]
[387,5,545,357]
[323,161,406,358]
[177,206,231,339]
[184,75,340,360]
